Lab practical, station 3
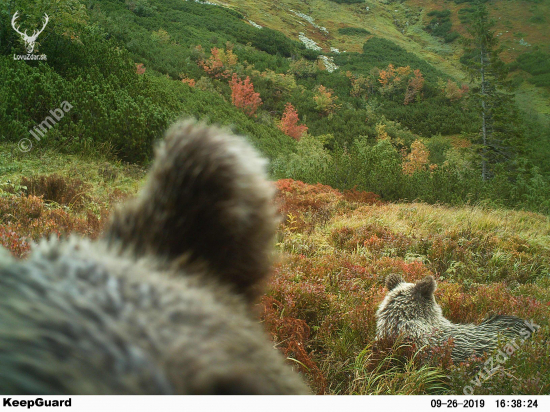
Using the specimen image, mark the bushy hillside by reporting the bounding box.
[2,0,549,214]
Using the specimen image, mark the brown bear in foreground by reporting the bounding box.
[0,120,310,395]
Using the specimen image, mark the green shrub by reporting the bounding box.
[529,15,545,24]
[338,27,371,36]
[328,0,365,3]
[427,10,451,18]
[515,51,550,88]
[425,9,459,43]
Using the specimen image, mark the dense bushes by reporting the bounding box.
[329,0,365,3]
[513,51,550,88]
[273,134,550,215]
[0,1,297,163]
[90,0,315,80]
[0,43,173,163]
[338,27,371,36]
[1,0,549,215]
[425,9,460,43]
[0,48,295,162]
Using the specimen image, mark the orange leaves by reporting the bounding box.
[198,46,238,79]
[0,194,106,258]
[445,79,469,102]
[376,64,426,104]
[404,69,425,105]
[378,63,396,87]
[135,63,146,75]
[195,44,262,117]
[180,77,196,87]
[348,64,426,104]
[378,64,411,96]
[278,103,308,141]
[261,296,327,394]
[313,85,340,116]
[402,139,431,175]
[228,74,262,117]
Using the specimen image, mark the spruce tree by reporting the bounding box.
[461,1,522,180]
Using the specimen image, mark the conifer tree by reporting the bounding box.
[461,1,523,180]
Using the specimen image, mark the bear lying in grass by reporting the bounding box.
[376,274,534,363]
[0,120,309,395]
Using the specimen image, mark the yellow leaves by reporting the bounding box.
[396,65,411,78]
[376,123,390,141]
[260,69,297,97]
[378,64,412,96]
[402,140,431,175]
[198,43,238,79]
[151,29,171,44]
[313,85,341,117]
[346,71,371,100]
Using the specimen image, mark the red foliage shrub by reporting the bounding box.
[228,74,262,117]
[198,46,238,79]
[278,103,308,141]
[275,179,343,232]
[404,69,424,105]
[261,296,327,394]
[0,192,108,258]
[135,63,146,75]
[342,186,380,204]
[180,77,196,87]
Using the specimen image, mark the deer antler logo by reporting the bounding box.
[11,11,49,54]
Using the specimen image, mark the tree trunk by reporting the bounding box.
[480,45,488,181]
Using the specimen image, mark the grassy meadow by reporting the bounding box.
[1,145,548,394]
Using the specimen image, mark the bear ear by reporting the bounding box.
[104,120,277,303]
[414,276,436,299]
[386,274,404,291]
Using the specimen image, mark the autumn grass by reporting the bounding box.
[1,148,549,394]
[0,142,146,207]
[267,179,550,394]
[347,341,449,395]
[0,143,144,257]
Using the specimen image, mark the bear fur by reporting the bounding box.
[0,120,310,395]
[376,274,532,363]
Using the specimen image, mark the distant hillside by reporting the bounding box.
[1,0,549,215]
[206,0,550,118]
